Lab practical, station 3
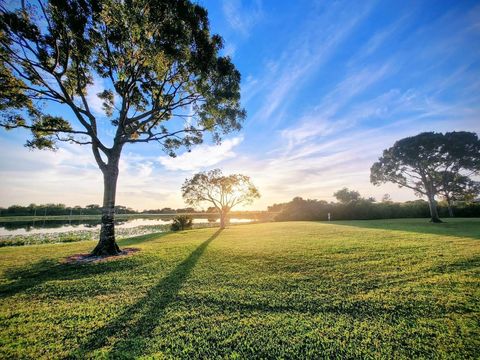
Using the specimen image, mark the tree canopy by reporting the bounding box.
[0,0,245,151]
[333,187,361,204]
[181,169,260,229]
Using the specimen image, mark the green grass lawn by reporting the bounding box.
[0,219,479,359]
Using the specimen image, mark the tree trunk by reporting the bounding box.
[447,204,454,217]
[446,196,454,217]
[92,155,121,256]
[427,193,442,223]
[219,209,228,229]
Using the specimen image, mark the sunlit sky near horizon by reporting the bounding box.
[1,0,479,211]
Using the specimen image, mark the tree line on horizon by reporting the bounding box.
[269,192,480,222]
[3,182,478,221]
[0,203,227,217]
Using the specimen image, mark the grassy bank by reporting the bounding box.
[0,222,222,247]
[0,224,170,247]
[0,219,479,358]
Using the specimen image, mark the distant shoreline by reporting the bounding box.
[0,212,279,223]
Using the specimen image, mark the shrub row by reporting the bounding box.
[274,198,480,221]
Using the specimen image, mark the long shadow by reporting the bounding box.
[0,233,168,299]
[118,231,169,246]
[68,229,222,359]
[177,253,480,322]
[329,218,480,240]
[0,258,141,299]
[430,255,480,274]
[182,293,470,321]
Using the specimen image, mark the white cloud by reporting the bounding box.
[316,64,393,117]
[0,139,102,207]
[158,136,243,171]
[0,139,181,210]
[222,0,262,36]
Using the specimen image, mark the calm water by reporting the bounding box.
[0,217,255,236]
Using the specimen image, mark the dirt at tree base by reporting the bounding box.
[63,247,140,264]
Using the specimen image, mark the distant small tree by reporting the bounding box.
[181,169,260,229]
[267,202,287,213]
[159,207,176,214]
[371,131,480,223]
[274,197,328,221]
[176,207,196,214]
[333,188,361,204]
[86,204,101,210]
[437,173,480,217]
[381,194,392,203]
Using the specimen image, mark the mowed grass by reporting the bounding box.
[0,219,479,359]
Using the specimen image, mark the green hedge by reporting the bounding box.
[275,198,480,221]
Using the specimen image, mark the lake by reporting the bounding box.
[0,217,256,236]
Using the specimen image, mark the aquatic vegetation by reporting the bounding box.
[0,225,170,247]
[0,222,225,247]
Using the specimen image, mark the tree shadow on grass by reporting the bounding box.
[181,294,466,321]
[68,229,222,359]
[118,231,169,246]
[0,233,169,299]
[430,255,480,274]
[0,257,142,299]
[330,218,480,240]
[181,252,480,322]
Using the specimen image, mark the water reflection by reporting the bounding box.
[0,217,256,235]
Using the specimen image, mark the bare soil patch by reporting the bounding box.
[63,247,140,264]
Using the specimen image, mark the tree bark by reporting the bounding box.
[446,196,454,217]
[219,209,228,229]
[91,153,121,256]
[427,193,442,223]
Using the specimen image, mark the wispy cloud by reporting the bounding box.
[158,136,243,171]
[351,14,410,63]
[0,139,101,206]
[222,0,262,37]
[245,1,375,126]
[280,63,394,147]
[222,42,237,58]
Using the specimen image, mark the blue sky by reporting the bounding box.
[0,0,479,210]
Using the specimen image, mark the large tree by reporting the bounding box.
[181,169,260,229]
[370,131,480,223]
[0,0,245,255]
